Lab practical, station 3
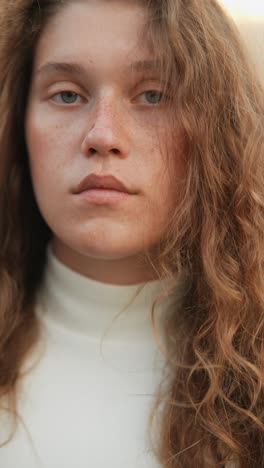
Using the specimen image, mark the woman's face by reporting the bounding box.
[25,0,185,284]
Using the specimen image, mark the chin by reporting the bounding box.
[76,243,142,261]
[75,225,147,257]
[54,234,144,261]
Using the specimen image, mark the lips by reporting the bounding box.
[73,173,133,194]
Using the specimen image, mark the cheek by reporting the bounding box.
[150,132,186,214]
[25,108,70,190]
[143,130,176,184]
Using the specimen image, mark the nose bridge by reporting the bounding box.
[93,93,118,128]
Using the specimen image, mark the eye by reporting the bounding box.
[139,90,164,105]
[52,91,83,104]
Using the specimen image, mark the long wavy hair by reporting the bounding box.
[0,1,263,467]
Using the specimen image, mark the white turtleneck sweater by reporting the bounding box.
[0,245,176,468]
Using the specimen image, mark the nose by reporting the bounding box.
[81,98,128,158]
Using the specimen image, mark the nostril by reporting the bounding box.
[87,147,121,156]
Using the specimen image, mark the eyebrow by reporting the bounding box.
[35,59,162,78]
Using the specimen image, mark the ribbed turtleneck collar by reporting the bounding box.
[35,244,177,343]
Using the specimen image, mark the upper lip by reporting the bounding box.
[73,173,133,194]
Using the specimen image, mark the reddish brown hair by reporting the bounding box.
[0,1,264,466]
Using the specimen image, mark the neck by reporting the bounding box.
[51,237,160,285]
[35,243,176,341]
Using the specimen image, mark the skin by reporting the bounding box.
[25,0,185,285]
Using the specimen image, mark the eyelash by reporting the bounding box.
[50,89,167,106]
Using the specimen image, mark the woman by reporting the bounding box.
[0,0,263,467]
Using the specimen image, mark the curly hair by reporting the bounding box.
[0,1,263,467]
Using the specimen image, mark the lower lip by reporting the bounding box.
[77,189,132,205]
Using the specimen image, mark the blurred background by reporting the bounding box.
[219,0,264,81]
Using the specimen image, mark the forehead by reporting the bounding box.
[34,1,151,71]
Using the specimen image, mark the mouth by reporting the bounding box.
[73,173,136,205]
[73,173,133,195]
